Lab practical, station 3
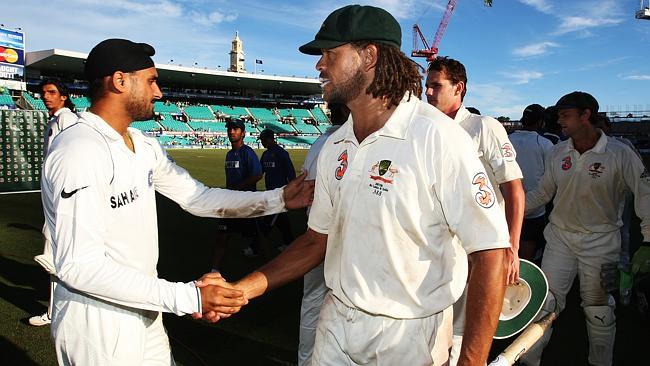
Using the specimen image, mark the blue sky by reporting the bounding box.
[8,0,650,118]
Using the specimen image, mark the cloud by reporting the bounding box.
[517,0,553,14]
[500,70,544,85]
[555,16,621,34]
[464,83,524,119]
[622,75,650,81]
[553,0,624,35]
[77,0,182,17]
[189,10,238,26]
[512,41,559,57]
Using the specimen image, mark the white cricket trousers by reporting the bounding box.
[298,262,328,366]
[312,292,452,366]
[521,224,619,366]
[52,283,175,366]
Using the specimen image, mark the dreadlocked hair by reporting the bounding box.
[351,41,422,108]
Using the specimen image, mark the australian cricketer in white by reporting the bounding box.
[41,38,313,365]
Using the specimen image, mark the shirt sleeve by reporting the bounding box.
[44,137,201,316]
[481,117,523,184]
[247,146,262,176]
[431,123,511,254]
[150,139,285,218]
[307,145,333,234]
[283,150,297,182]
[525,147,558,215]
[621,151,650,241]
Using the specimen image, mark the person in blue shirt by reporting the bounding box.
[212,119,263,270]
[259,129,297,250]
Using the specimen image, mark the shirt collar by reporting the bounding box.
[53,107,71,117]
[567,129,608,154]
[77,111,123,142]
[453,105,471,123]
[341,93,419,143]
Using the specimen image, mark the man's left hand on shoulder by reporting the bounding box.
[283,172,314,209]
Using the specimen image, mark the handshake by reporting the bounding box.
[192,272,252,323]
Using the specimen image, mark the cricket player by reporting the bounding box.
[29,79,79,327]
[200,5,510,365]
[425,57,525,366]
[519,91,650,366]
[42,38,313,365]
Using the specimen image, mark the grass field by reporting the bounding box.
[0,149,647,365]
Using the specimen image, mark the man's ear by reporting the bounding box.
[455,81,466,97]
[110,71,128,93]
[362,44,378,71]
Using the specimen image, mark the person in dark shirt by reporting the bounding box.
[212,119,263,270]
[259,129,297,250]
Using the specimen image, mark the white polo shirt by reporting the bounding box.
[308,96,510,319]
[42,111,286,316]
[509,130,553,218]
[526,131,650,242]
[455,106,523,208]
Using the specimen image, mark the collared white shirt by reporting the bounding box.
[43,111,286,315]
[509,130,554,218]
[43,107,78,157]
[308,96,510,318]
[454,106,523,209]
[526,131,650,241]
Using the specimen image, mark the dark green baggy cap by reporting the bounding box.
[298,4,402,55]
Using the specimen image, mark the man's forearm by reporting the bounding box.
[458,248,507,366]
[501,179,525,252]
[236,229,327,299]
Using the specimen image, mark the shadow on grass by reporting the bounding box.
[1,336,42,366]
[7,223,42,233]
[0,255,50,316]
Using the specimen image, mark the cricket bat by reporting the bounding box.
[488,312,557,366]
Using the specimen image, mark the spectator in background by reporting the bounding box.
[508,104,553,262]
[542,105,563,144]
[297,103,349,366]
[211,119,264,270]
[259,129,297,252]
[28,79,78,327]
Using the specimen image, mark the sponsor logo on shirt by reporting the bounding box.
[588,162,605,178]
[501,142,516,161]
[60,185,89,199]
[334,150,348,180]
[263,162,276,168]
[368,160,398,197]
[225,160,240,169]
[110,186,139,208]
[148,169,154,187]
[472,172,495,208]
[561,156,572,171]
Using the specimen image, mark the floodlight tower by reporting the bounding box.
[637,0,650,19]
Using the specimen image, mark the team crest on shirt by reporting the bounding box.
[367,160,398,197]
[148,169,154,187]
[501,142,516,162]
[472,172,495,208]
[561,156,572,171]
[334,150,348,180]
[588,163,605,178]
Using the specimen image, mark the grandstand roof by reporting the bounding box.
[26,49,322,95]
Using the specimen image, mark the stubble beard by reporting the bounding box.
[326,67,366,105]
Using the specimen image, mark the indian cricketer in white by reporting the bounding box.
[42,38,313,365]
[199,5,511,366]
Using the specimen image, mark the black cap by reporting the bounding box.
[85,39,155,81]
[521,104,546,124]
[226,119,245,130]
[299,5,401,55]
[555,91,599,114]
[259,129,274,139]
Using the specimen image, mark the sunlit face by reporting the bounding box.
[425,70,462,117]
[227,126,244,143]
[557,108,589,138]
[41,84,66,114]
[126,67,162,121]
[316,44,366,104]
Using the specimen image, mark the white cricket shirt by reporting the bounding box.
[308,96,511,319]
[455,106,523,208]
[43,107,78,156]
[42,111,286,316]
[508,130,553,218]
[526,132,650,242]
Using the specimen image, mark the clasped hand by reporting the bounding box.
[193,272,248,323]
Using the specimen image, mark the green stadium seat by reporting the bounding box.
[188,121,227,132]
[154,101,181,114]
[22,92,46,110]
[158,113,192,132]
[183,106,216,120]
[71,97,91,110]
[311,108,330,124]
[248,107,279,123]
[293,123,321,134]
[258,122,296,134]
[211,105,250,118]
[130,120,161,131]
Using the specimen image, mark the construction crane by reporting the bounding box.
[636,0,650,19]
[411,1,492,62]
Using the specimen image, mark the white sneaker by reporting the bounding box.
[28,313,51,326]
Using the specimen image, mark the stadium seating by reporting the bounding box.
[278,108,313,121]
[293,123,320,134]
[211,105,250,118]
[158,113,192,132]
[248,107,279,123]
[22,92,46,111]
[184,105,216,120]
[0,94,16,108]
[278,135,318,148]
[311,108,329,124]
[154,101,181,114]
[259,122,296,134]
[130,120,161,131]
[188,121,227,132]
[71,97,91,110]
[158,135,192,146]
